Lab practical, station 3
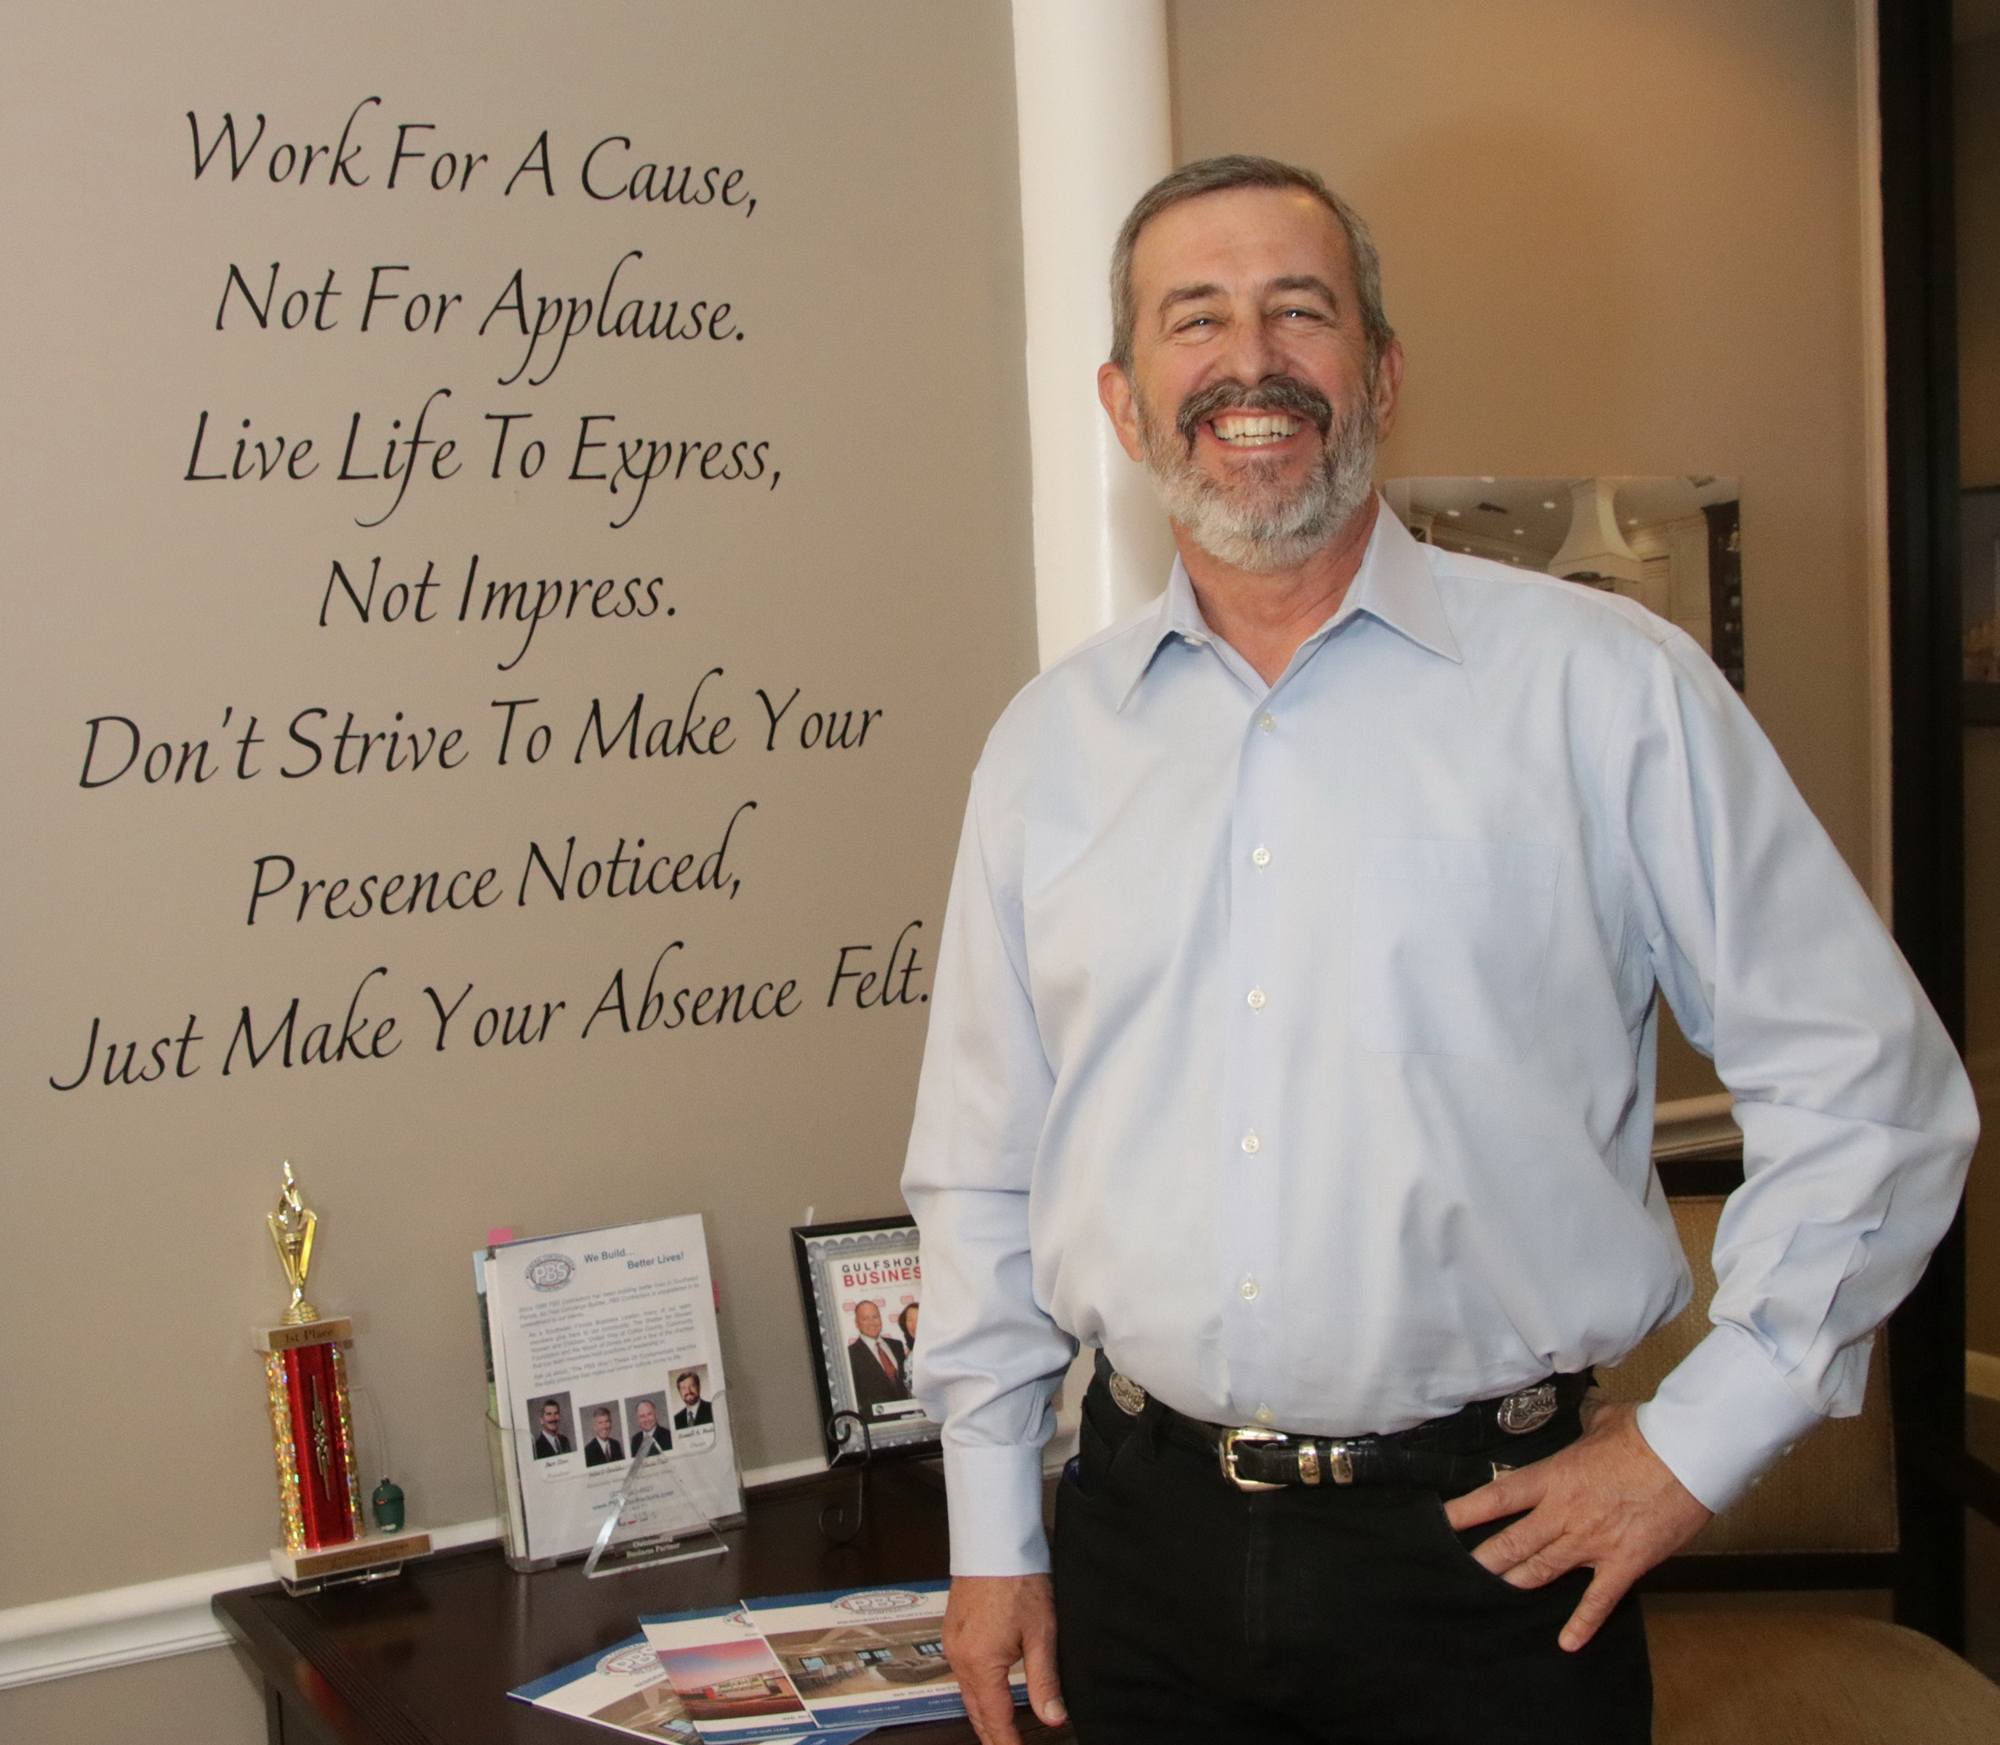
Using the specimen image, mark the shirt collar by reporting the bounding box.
[1115,498,1461,709]
[1342,500,1463,664]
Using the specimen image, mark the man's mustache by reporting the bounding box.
[1175,376,1335,449]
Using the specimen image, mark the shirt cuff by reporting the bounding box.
[1634,1323,1826,1513]
[942,1440,1051,1576]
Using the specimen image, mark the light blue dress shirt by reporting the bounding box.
[901,504,1977,1578]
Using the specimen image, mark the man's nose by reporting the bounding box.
[1214,310,1285,386]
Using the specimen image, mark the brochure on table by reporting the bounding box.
[640,1606,821,1740]
[512,1625,875,1745]
[484,1213,743,1563]
[511,1633,705,1742]
[745,1582,1023,1730]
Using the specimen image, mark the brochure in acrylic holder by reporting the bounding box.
[487,1413,731,1574]
[583,1441,729,1578]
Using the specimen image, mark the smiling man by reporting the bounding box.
[630,1397,672,1458]
[674,1370,715,1429]
[531,1398,571,1461]
[900,156,1975,1745]
[584,1406,624,1467]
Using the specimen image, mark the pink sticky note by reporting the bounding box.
[488,1226,515,1245]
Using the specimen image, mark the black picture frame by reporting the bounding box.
[790,1216,939,1465]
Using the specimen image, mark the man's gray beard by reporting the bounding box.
[1138,390,1380,574]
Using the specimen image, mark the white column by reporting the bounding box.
[1012,0,1177,669]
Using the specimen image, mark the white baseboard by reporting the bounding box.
[0,1516,499,1692]
[0,1452,830,1693]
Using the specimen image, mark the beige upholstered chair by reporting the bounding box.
[1599,1195,2000,1742]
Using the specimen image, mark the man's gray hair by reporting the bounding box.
[1108,154,1394,374]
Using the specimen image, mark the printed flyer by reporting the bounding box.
[511,1634,704,1742]
[485,1212,742,1561]
[511,1627,877,1745]
[639,1607,817,1741]
[744,1582,1023,1730]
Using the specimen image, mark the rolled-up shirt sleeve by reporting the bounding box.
[1615,632,1978,1511]
[902,764,1075,1575]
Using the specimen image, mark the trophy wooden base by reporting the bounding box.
[269,1528,433,1595]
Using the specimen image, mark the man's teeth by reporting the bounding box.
[1212,414,1302,445]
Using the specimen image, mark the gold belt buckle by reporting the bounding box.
[1219,1426,1287,1491]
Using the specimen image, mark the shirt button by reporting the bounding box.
[1254,1406,1275,1425]
[1252,845,1272,867]
[1241,1131,1261,1154]
[1247,987,1267,1010]
[1258,713,1276,733]
[1240,1279,1260,1300]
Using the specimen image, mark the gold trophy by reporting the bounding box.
[269,1164,322,1325]
[254,1163,429,1590]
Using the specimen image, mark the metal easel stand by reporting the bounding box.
[818,1410,875,1545]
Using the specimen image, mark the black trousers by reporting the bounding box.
[1052,1372,1652,1745]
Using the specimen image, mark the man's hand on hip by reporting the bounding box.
[1443,1399,1712,1652]
[942,1573,1065,1745]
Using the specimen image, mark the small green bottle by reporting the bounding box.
[370,1477,406,1533]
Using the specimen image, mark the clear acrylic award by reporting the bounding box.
[582,1438,729,1577]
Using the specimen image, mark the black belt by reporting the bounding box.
[1094,1353,1592,1493]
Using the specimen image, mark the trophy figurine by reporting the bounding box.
[254,1163,429,1590]
[270,1163,322,1325]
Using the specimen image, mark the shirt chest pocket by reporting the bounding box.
[1350,838,1559,1062]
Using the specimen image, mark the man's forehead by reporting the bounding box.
[1133,186,1351,294]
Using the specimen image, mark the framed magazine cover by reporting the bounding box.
[790,1215,939,1464]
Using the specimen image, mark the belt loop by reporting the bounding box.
[1134,1399,1160,1460]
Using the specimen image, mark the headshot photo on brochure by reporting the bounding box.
[580,1402,625,1468]
[625,1392,673,1458]
[528,1394,574,1462]
[672,1366,716,1431]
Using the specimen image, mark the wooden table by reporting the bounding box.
[213,1464,1068,1745]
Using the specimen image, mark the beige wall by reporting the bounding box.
[0,1647,265,1745]
[1,0,1031,1628]
[1958,28,2000,1353]
[1170,0,1881,1099]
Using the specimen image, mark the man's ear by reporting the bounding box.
[1370,338,1406,441]
[1098,362,1146,463]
